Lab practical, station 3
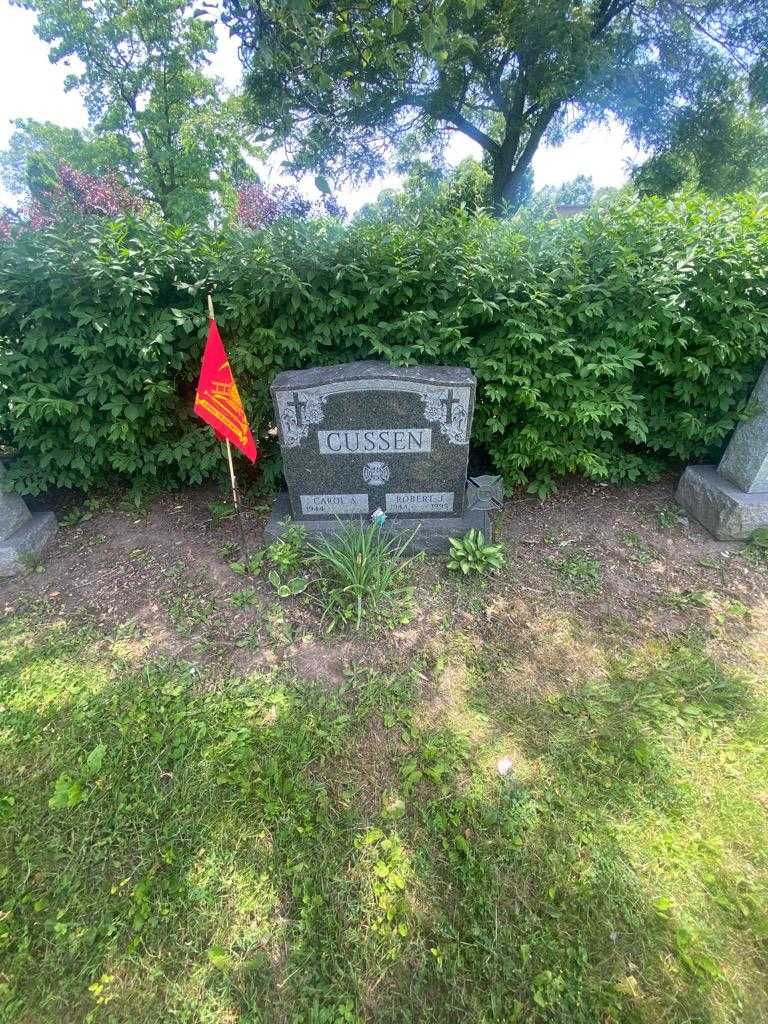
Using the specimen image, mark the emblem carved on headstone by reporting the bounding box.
[276,390,326,447]
[362,461,390,486]
[420,387,470,444]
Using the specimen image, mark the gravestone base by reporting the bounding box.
[0,510,58,576]
[676,465,768,541]
[264,492,491,553]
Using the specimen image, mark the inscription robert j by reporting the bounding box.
[317,427,431,455]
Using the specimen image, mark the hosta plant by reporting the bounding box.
[267,570,309,598]
[447,530,504,575]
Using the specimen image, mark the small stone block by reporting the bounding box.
[264,492,490,553]
[0,510,58,577]
[0,463,33,542]
[676,464,768,541]
[718,363,768,494]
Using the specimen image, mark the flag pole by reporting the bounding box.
[207,293,250,558]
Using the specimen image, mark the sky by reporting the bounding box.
[0,0,645,212]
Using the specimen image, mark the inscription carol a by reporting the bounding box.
[266,361,490,553]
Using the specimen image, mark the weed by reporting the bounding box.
[167,593,216,634]
[230,586,259,609]
[619,529,657,566]
[233,624,263,650]
[265,603,293,645]
[218,540,239,560]
[657,504,689,531]
[60,508,90,529]
[230,551,266,576]
[549,551,602,594]
[267,521,307,572]
[17,552,45,573]
[447,529,504,575]
[660,589,713,609]
[713,598,750,623]
[210,499,234,524]
[308,522,419,631]
[61,496,107,528]
[696,555,720,569]
[742,527,768,566]
[118,484,159,515]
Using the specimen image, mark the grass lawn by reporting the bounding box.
[1,479,768,1022]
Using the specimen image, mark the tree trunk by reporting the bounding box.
[489,100,562,216]
[490,159,530,217]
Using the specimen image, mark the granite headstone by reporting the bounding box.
[264,361,494,551]
[0,462,57,576]
[677,362,768,540]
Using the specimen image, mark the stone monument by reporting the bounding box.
[0,462,58,576]
[264,361,500,551]
[677,363,768,540]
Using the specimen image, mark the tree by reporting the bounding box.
[633,87,768,195]
[19,0,257,223]
[533,173,596,209]
[355,156,506,219]
[555,174,595,206]
[0,120,130,204]
[222,0,767,215]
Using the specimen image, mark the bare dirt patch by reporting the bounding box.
[3,473,768,684]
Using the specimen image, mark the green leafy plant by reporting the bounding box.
[446,529,504,575]
[48,743,106,810]
[307,522,418,631]
[17,552,45,573]
[229,551,265,576]
[267,570,309,599]
[549,551,602,594]
[741,527,768,566]
[218,540,239,560]
[230,586,259,609]
[660,589,713,609]
[60,497,103,528]
[619,529,658,566]
[267,522,307,573]
[210,499,234,524]
[749,527,768,550]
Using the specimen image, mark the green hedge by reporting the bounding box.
[1,192,767,496]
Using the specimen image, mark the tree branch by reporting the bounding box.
[445,109,499,154]
[402,91,500,153]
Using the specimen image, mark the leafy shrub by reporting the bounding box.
[1,192,767,495]
[0,219,219,492]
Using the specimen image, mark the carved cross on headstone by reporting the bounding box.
[441,389,461,424]
[289,392,307,427]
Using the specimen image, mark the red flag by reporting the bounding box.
[194,319,258,462]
